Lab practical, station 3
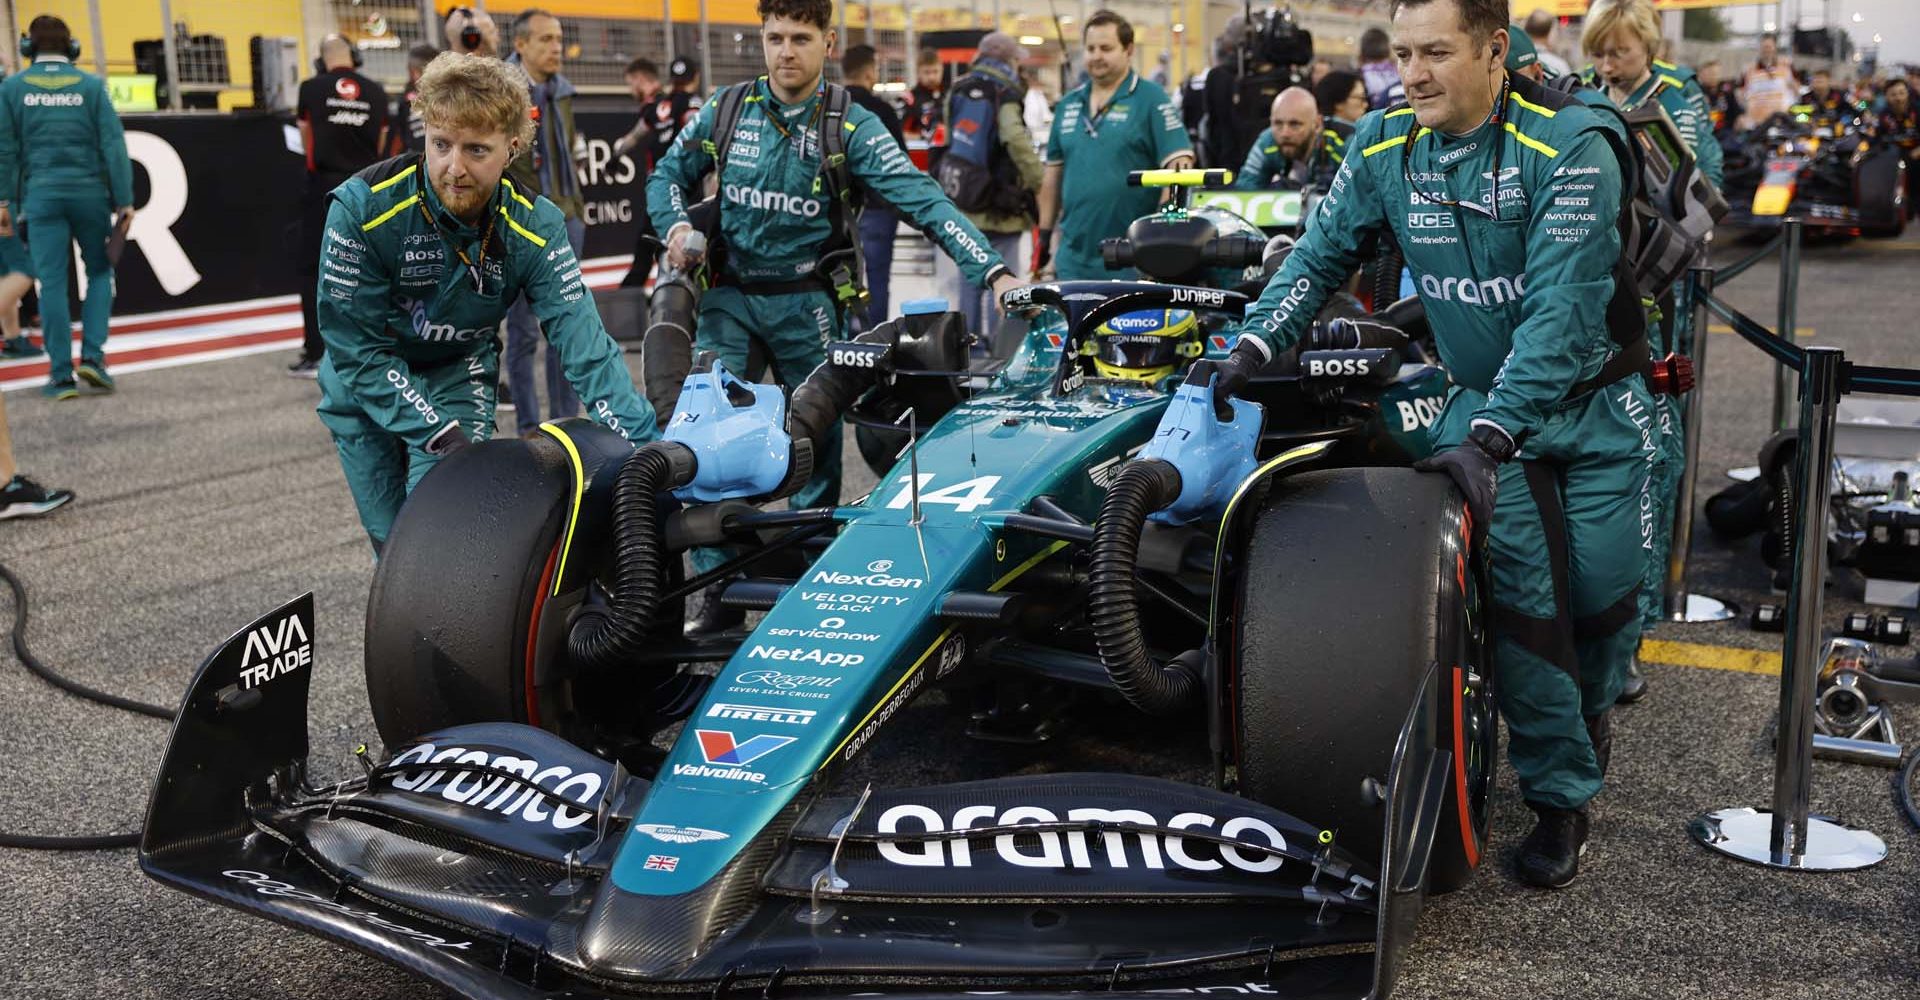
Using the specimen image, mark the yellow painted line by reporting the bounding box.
[1640,638,1781,676]
[1707,324,1812,339]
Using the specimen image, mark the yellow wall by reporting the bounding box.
[35,0,308,98]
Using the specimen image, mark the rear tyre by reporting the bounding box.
[1856,151,1908,239]
[364,437,573,749]
[1231,467,1492,892]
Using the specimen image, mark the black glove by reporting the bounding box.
[1034,228,1054,274]
[424,421,472,457]
[1189,339,1267,420]
[1412,423,1514,539]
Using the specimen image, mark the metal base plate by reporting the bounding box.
[1689,807,1887,871]
[1667,593,1739,623]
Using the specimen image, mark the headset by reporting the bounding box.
[18,16,81,61]
[314,34,364,75]
[447,6,484,53]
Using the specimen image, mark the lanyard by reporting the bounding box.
[1083,75,1131,139]
[1403,77,1513,223]
[417,171,497,295]
[763,81,826,158]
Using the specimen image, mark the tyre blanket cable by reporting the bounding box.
[0,560,171,850]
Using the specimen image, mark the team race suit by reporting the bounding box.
[0,54,132,383]
[317,153,657,547]
[646,75,1011,571]
[1232,76,1653,811]
[1585,59,1723,630]
[1233,120,1351,192]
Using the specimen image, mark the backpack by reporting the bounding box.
[934,66,1033,219]
[696,79,869,310]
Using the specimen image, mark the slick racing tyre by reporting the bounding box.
[1231,467,1492,893]
[1856,150,1908,239]
[364,435,575,750]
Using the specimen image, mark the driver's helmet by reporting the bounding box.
[1088,308,1202,383]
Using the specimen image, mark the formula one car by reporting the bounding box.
[139,173,1489,1000]
[1721,108,1907,237]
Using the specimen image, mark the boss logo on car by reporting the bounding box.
[1397,396,1443,433]
[1303,355,1371,377]
[829,344,888,368]
[875,805,1288,873]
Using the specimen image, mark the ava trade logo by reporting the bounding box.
[696,730,796,767]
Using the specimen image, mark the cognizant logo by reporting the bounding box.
[724,184,822,218]
[1419,272,1527,306]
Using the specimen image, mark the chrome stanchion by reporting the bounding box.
[1666,268,1737,623]
[1771,218,1803,432]
[1691,346,1886,870]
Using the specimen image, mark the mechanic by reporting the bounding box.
[648,0,1022,634]
[1874,78,1918,217]
[1582,0,1721,705]
[1038,10,1195,280]
[614,57,664,289]
[903,49,945,140]
[1314,69,1370,126]
[289,35,389,380]
[388,43,438,157]
[315,53,656,550]
[1504,26,1543,82]
[1798,68,1851,119]
[1233,87,1348,192]
[0,15,133,400]
[1208,0,1651,889]
[622,56,705,291]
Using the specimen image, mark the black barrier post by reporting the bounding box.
[1666,268,1737,623]
[1690,345,1886,870]
[1771,219,1803,432]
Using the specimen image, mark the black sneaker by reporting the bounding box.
[286,357,321,379]
[1516,805,1590,889]
[0,475,75,520]
[1617,656,1648,704]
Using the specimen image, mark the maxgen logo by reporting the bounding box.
[1419,272,1527,306]
[695,730,795,766]
[724,183,822,218]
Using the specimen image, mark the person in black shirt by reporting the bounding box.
[1799,67,1850,119]
[841,43,907,328]
[290,35,387,377]
[903,49,944,140]
[621,57,703,289]
[1876,78,1918,219]
[389,44,439,156]
[616,57,663,288]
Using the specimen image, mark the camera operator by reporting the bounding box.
[1203,9,1312,176]
[444,6,500,58]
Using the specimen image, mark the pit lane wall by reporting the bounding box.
[104,109,647,315]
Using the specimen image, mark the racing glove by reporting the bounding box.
[1412,422,1514,540]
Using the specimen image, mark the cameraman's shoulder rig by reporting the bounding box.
[694,79,869,312]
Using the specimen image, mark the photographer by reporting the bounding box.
[1203,12,1310,176]
[444,6,500,57]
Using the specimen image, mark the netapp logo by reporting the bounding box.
[724,183,822,218]
[23,92,83,107]
[875,805,1288,873]
[1419,272,1527,306]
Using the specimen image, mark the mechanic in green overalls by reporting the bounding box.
[1233,87,1350,192]
[1036,10,1195,280]
[1582,0,1724,703]
[315,53,656,550]
[649,0,1021,633]
[1208,0,1652,889]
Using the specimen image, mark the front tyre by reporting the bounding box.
[1230,467,1492,892]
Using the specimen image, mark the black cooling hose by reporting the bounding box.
[788,327,895,451]
[567,441,699,672]
[641,276,700,429]
[0,560,167,849]
[1087,460,1199,715]
[1371,242,1405,311]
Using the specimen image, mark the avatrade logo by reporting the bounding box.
[695,730,796,767]
[238,613,311,690]
[631,823,729,844]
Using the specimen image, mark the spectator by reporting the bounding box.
[1357,27,1401,110]
[934,31,1042,334]
[0,15,134,400]
[389,44,439,156]
[1313,69,1368,125]
[0,391,73,520]
[1698,59,1743,135]
[841,43,908,329]
[1740,33,1795,128]
[1039,10,1194,280]
[1233,86,1347,193]
[289,35,388,379]
[503,8,587,435]
[1308,59,1333,87]
[904,49,945,139]
[1523,9,1572,77]
[615,57,663,288]
[444,6,500,57]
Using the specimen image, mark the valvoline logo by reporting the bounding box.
[695,730,795,767]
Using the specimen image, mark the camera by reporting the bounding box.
[1241,4,1313,73]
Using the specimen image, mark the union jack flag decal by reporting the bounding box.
[644,855,679,872]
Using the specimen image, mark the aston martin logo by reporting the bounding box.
[631,823,731,844]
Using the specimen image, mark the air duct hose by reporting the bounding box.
[1087,459,1199,715]
[567,441,699,672]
